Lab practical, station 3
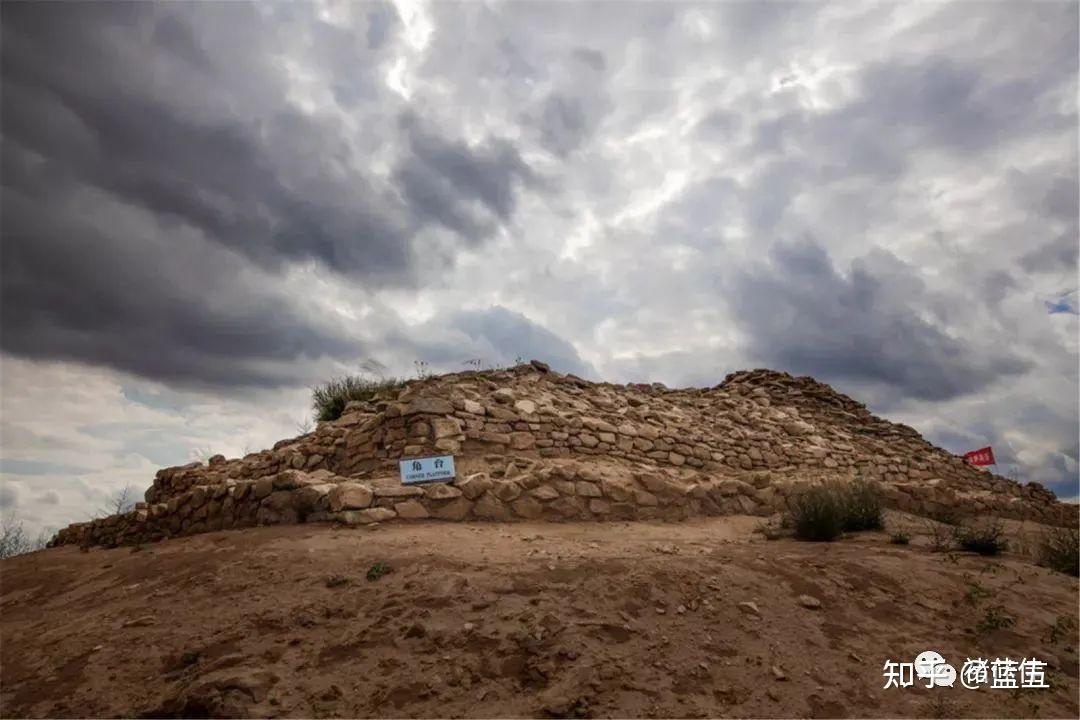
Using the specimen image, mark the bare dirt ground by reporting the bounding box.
[2,515,1077,719]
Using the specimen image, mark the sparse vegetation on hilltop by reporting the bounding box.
[840,478,884,532]
[889,530,910,545]
[1037,525,1079,577]
[788,484,847,541]
[366,561,391,581]
[976,604,1017,636]
[97,485,136,518]
[953,518,1009,556]
[0,511,47,559]
[787,479,885,542]
[312,375,404,422]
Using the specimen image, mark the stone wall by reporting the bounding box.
[50,363,1075,548]
[50,457,1073,550]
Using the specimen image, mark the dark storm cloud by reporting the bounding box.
[1,1,413,279]
[1020,235,1079,274]
[394,113,537,240]
[365,1,400,51]
[0,1,538,387]
[1006,167,1080,224]
[851,58,1068,156]
[527,42,613,159]
[1014,165,1080,274]
[980,270,1018,308]
[745,50,1076,186]
[727,240,1031,400]
[0,184,362,388]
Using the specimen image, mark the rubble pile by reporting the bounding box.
[51,362,1073,548]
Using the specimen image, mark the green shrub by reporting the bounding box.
[311,375,403,422]
[840,479,884,532]
[366,561,391,582]
[890,531,910,545]
[976,605,1015,636]
[923,518,955,552]
[787,484,846,541]
[0,511,42,559]
[1037,526,1079,577]
[786,479,887,542]
[962,578,992,606]
[953,519,1009,556]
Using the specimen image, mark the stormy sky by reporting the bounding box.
[1,0,1077,537]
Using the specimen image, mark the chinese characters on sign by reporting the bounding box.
[398,455,456,485]
[963,446,996,466]
[884,651,1048,690]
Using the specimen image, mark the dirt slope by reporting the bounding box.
[3,517,1077,718]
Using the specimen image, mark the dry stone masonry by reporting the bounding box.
[51,362,1074,548]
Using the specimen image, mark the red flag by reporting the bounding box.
[964,446,996,466]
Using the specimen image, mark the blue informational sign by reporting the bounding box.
[398,455,456,485]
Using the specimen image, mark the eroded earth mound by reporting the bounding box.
[50,363,1073,549]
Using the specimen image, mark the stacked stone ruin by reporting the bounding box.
[50,362,1074,548]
